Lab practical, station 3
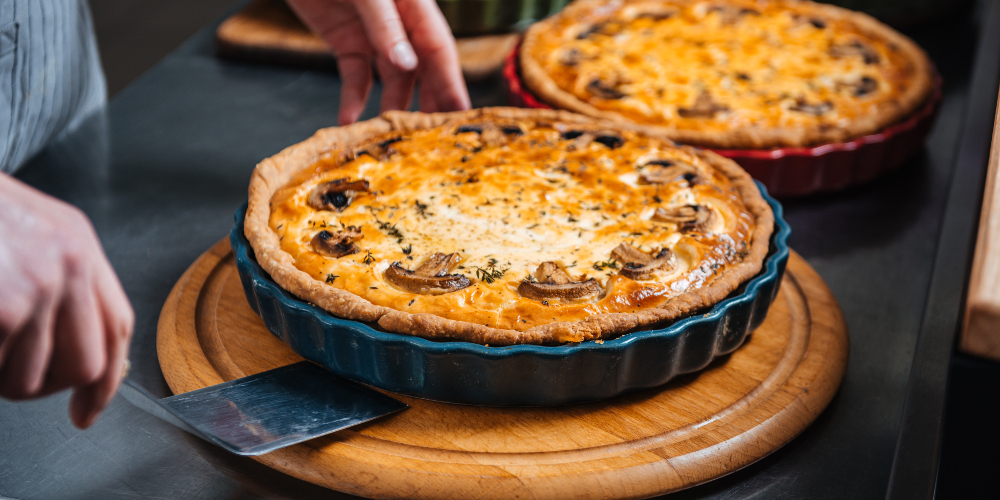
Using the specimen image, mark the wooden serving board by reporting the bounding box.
[215,0,520,82]
[158,240,849,499]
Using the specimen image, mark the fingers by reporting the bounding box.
[419,82,440,114]
[376,58,416,113]
[351,0,418,72]
[42,263,106,394]
[418,59,470,113]
[285,0,376,124]
[336,0,418,117]
[69,259,133,430]
[397,0,471,112]
[69,334,126,430]
[337,55,374,125]
[0,300,56,400]
[91,246,134,345]
[287,0,468,118]
[0,276,36,349]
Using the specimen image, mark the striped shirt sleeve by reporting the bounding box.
[0,0,107,174]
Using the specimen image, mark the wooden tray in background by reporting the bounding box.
[215,0,519,82]
[157,240,849,499]
[962,88,1000,361]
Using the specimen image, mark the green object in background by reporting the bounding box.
[436,0,570,37]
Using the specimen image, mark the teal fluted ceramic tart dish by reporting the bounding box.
[230,184,789,406]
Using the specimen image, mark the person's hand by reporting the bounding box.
[0,174,134,429]
[286,0,471,125]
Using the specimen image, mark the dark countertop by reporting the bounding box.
[1,2,998,498]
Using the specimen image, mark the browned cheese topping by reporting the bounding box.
[530,0,922,132]
[269,119,756,331]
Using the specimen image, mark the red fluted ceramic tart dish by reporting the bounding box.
[507,0,940,196]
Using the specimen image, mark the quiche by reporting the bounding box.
[519,0,935,149]
[245,108,774,346]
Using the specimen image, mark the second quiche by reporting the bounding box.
[519,0,935,149]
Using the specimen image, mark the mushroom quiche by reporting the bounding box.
[245,108,773,346]
[519,0,935,149]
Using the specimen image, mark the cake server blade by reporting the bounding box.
[118,361,408,456]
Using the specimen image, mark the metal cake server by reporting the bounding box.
[118,361,408,456]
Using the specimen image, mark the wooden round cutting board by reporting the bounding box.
[158,240,849,499]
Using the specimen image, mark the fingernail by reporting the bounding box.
[391,41,418,71]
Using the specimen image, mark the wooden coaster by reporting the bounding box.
[158,240,848,499]
[214,0,520,82]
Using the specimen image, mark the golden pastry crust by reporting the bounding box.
[245,108,773,346]
[520,0,934,149]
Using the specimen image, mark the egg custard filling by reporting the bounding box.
[246,109,773,345]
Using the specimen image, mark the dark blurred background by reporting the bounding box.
[90,0,235,96]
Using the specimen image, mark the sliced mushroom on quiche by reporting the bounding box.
[611,242,678,281]
[652,204,721,233]
[311,227,363,258]
[308,179,370,212]
[677,91,730,119]
[518,261,602,302]
[385,252,472,295]
[636,157,705,186]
